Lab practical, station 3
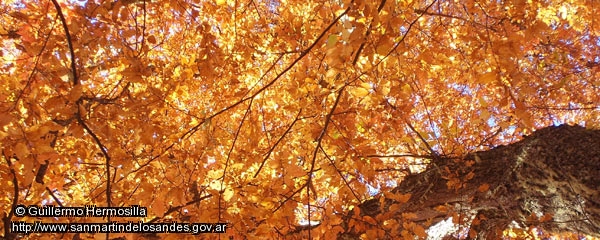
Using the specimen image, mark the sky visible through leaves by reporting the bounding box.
[1,0,599,239]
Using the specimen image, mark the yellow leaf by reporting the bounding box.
[479,72,496,84]
[360,82,371,89]
[326,35,338,49]
[223,188,234,201]
[190,118,199,126]
[231,163,245,170]
[350,87,369,98]
[216,0,226,5]
[480,109,491,122]
[304,77,315,83]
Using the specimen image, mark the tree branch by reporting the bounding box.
[2,151,19,240]
[218,98,253,222]
[320,146,361,202]
[362,153,436,159]
[254,108,303,178]
[76,115,112,240]
[45,187,64,207]
[307,85,346,239]
[51,0,78,85]
[380,0,437,61]
[147,194,212,223]
[272,181,309,213]
[124,2,353,180]
[352,0,387,64]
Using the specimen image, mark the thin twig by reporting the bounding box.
[352,0,387,64]
[45,187,64,207]
[218,99,253,222]
[128,4,354,179]
[272,182,309,213]
[254,109,303,178]
[147,194,212,223]
[76,116,112,236]
[320,146,361,201]
[404,120,439,160]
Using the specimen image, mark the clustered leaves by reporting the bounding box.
[0,0,598,239]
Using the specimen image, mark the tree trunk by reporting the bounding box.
[339,124,600,239]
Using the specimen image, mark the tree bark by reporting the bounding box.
[339,124,600,239]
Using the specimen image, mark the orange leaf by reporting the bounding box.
[387,192,411,203]
[469,229,478,238]
[287,164,305,177]
[389,203,402,212]
[540,213,554,222]
[478,183,490,192]
[69,85,83,102]
[14,142,30,159]
[434,205,448,213]
[147,35,157,44]
[465,171,475,180]
[363,216,377,225]
[413,224,427,238]
[401,212,417,220]
[151,200,166,217]
[0,112,12,127]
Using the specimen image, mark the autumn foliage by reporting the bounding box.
[1,0,598,239]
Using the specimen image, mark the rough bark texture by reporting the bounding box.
[340,124,600,239]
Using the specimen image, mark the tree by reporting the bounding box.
[337,124,600,239]
[0,0,598,239]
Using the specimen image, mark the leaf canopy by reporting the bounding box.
[0,0,598,239]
